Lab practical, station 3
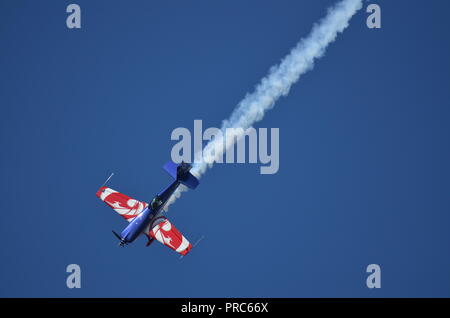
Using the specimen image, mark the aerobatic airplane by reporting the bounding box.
[95,161,199,256]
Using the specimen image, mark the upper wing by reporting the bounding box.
[96,186,148,222]
[144,217,192,256]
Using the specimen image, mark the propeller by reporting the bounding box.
[112,230,126,247]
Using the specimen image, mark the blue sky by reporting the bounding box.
[1,0,449,297]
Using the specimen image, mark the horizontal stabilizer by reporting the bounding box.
[178,172,199,189]
[163,160,199,189]
[145,217,192,256]
[163,161,178,179]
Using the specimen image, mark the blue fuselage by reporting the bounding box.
[119,180,181,243]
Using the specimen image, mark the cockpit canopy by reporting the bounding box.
[150,196,163,210]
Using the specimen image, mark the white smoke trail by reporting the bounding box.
[164,0,362,211]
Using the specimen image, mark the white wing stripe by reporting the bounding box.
[176,236,190,253]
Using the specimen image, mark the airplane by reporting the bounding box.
[95,161,199,256]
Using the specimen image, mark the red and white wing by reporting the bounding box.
[96,186,148,222]
[145,218,192,256]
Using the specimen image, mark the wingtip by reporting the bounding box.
[179,243,193,256]
[96,186,107,198]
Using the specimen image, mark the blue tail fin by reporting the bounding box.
[163,161,199,190]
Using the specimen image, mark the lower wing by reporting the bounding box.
[96,186,148,222]
[144,217,192,256]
